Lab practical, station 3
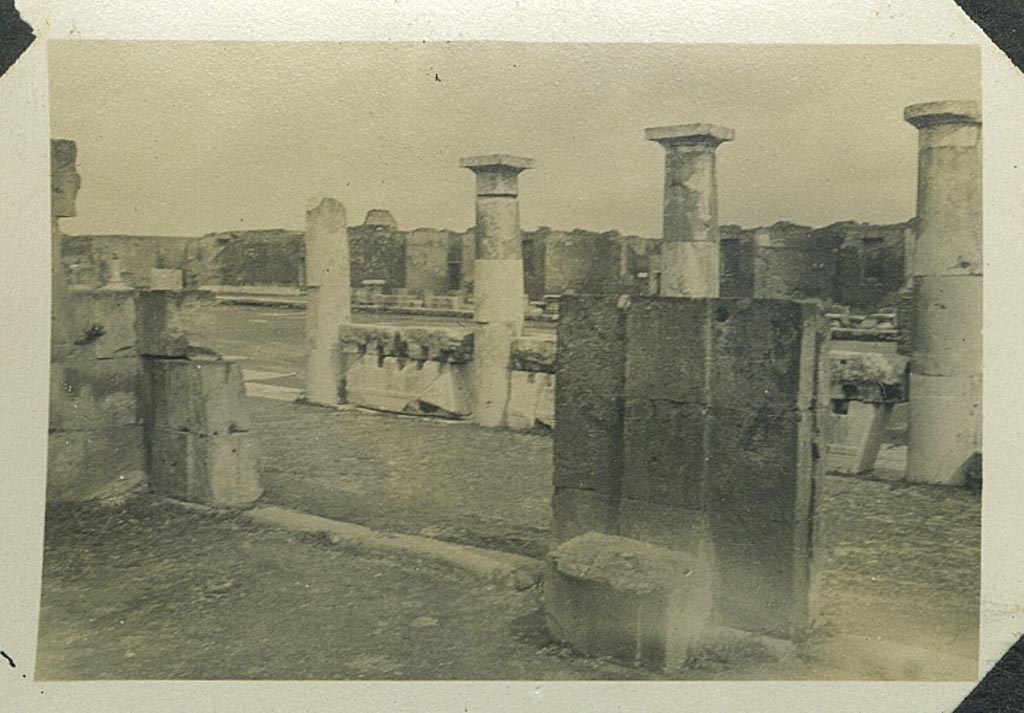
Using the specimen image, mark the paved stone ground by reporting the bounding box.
[250,398,981,661]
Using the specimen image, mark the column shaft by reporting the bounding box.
[903,101,982,486]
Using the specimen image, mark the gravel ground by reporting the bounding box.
[35,398,980,680]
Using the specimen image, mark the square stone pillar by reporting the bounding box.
[552,295,827,639]
[645,124,734,298]
[903,101,982,486]
[460,155,534,428]
[303,197,351,406]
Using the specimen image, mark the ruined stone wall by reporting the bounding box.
[404,228,467,297]
[815,221,910,311]
[348,224,406,290]
[521,228,653,300]
[61,234,196,288]
[196,229,305,287]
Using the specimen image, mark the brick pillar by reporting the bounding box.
[903,101,982,486]
[304,197,351,406]
[645,124,734,297]
[460,154,534,427]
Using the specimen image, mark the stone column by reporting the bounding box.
[460,154,534,427]
[304,197,351,406]
[903,101,982,486]
[645,124,734,297]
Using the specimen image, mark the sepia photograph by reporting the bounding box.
[36,40,983,683]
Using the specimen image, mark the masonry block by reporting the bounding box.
[616,499,709,556]
[507,370,556,431]
[147,430,262,507]
[49,357,142,431]
[623,298,707,402]
[705,406,818,524]
[135,289,217,357]
[47,426,146,502]
[709,299,826,412]
[555,295,626,397]
[142,357,251,435]
[552,393,624,492]
[343,354,473,417]
[705,512,813,637]
[551,488,615,543]
[622,399,706,508]
[54,290,138,361]
[544,533,712,670]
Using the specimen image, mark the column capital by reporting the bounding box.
[645,123,735,148]
[904,100,980,129]
[460,154,534,196]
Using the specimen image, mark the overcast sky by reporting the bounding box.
[49,42,980,238]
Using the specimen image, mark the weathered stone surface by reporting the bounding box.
[829,350,908,403]
[135,289,217,357]
[705,511,813,636]
[49,357,142,431]
[506,370,556,431]
[616,499,709,555]
[622,399,706,507]
[705,406,820,525]
[510,335,557,373]
[545,533,712,670]
[906,373,982,487]
[149,268,184,290]
[910,275,982,377]
[343,354,473,417]
[659,241,720,298]
[709,299,826,413]
[142,357,250,436]
[51,138,81,219]
[47,426,146,502]
[55,290,138,361]
[623,298,707,402]
[827,401,895,475]
[551,488,615,543]
[338,323,474,364]
[147,430,262,507]
[552,391,624,492]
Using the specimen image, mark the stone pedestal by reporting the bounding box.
[460,155,534,427]
[544,533,712,671]
[645,124,734,297]
[304,197,351,406]
[903,101,982,486]
[553,295,827,638]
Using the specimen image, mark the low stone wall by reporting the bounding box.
[48,287,263,507]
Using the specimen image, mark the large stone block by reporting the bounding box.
[706,511,813,636]
[49,357,142,431]
[552,392,623,492]
[708,299,826,413]
[616,498,709,556]
[343,354,473,417]
[147,430,262,507]
[556,295,627,397]
[704,406,819,524]
[47,426,146,502]
[142,357,251,436]
[544,533,712,670]
[135,289,218,357]
[910,275,982,377]
[551,488,616,543]
[623,298,708,402]
[54,290,138,361]
[507,370,556,431]
[621,399,706,508]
